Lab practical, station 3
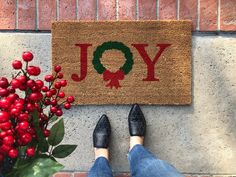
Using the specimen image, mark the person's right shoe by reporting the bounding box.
[128,104,146,136]
[93,115,111,148]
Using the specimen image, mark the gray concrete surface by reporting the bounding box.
[0,33,235,173]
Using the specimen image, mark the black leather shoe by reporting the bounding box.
[128,104,146,136]
[93,115,111,148]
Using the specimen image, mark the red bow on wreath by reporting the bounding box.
[103,69,125,89]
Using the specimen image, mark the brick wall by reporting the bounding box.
[0,0,235,31]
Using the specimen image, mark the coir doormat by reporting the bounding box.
[52,21,192,105]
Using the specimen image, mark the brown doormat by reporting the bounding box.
[52,21,192,105]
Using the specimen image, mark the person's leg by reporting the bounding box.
[127,104,184,177]
[128,144,184,177]
[87,156,113,177]
[87,115,114,177]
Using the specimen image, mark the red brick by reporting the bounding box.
[159,0,176,20]
[54,172,72,177]
[200,0,217,31]
[179,0,197,30]
[78,0,96,20]
[0,0,16,29]
[118,0,136,20]
[59,0,76,20]
[139,0,156,20]
[98,0,116,20]
[220,0,236,31]
[74,172,87,177]
[38,0,56,30]
[18,0,36,30]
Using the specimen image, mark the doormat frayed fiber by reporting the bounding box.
[52,21,192,105]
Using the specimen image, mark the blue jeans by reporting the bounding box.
[88,145,184,177]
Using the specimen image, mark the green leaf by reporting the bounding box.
[32,111,49,152]
[48,118,65,146]
[52,145,77,158]
[6,158,63,177]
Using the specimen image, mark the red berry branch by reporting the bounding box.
[0,52,76,177]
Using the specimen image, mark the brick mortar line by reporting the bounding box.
[96,0,99,20]
[197,0,200,31]
[217,0,221,31]
[76,0,79,20]
[36,0,39,30]
[16,0,19,29]
[156,0,159,20]
[177,0,180,20]
[116,0,119,21]
[56,0,59,20]
[136,0,139,20]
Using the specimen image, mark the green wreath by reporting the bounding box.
[92,41,134,89]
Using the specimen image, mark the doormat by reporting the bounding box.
[52,21,192,105]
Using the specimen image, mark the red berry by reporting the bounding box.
[0,111,10,123]
[0,77,9,88]
[1,144,11,153]
[18,113,29,122]
[12,60,22,70]
[21,133,32,145]
[56,109,63,117]
[17,76,27,84]
[67,96,75,103]
[54,65,61,73]
[19,121,29,130]
[8,148,19,158]
[0,98,11,109]
[46,91,53,98]
[8,87,15,93]
[60,80,67,87]
[7,93,19,103]
[29,93,39,102]
[10,107,21,117]
[26,147,35,157]
[0,131,7,138]
[27,66,41,76]
[11,79,21,89]
[22,51,33,62]
[54,82,61,89]
[0,88,8,97]
[44,99,51,105]
[57,73,63,79]
[3,135,14,146]
[41,86,49,92]
[35,80,44,89]
[45,75,54,82]
[43,129,50,137]
[50,88,57,95]
[50,106,57,113]
[26,80,35,88]
[51,99,57,106]
[64,102,71,110]
[6,129,14,136]
[58,91,65,98]
[0,122,12,131]
[26,103,34,112]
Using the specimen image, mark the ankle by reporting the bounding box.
[129,136,144,151]
[94,148,109,160]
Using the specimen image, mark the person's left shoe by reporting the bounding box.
[93,115,111,148]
